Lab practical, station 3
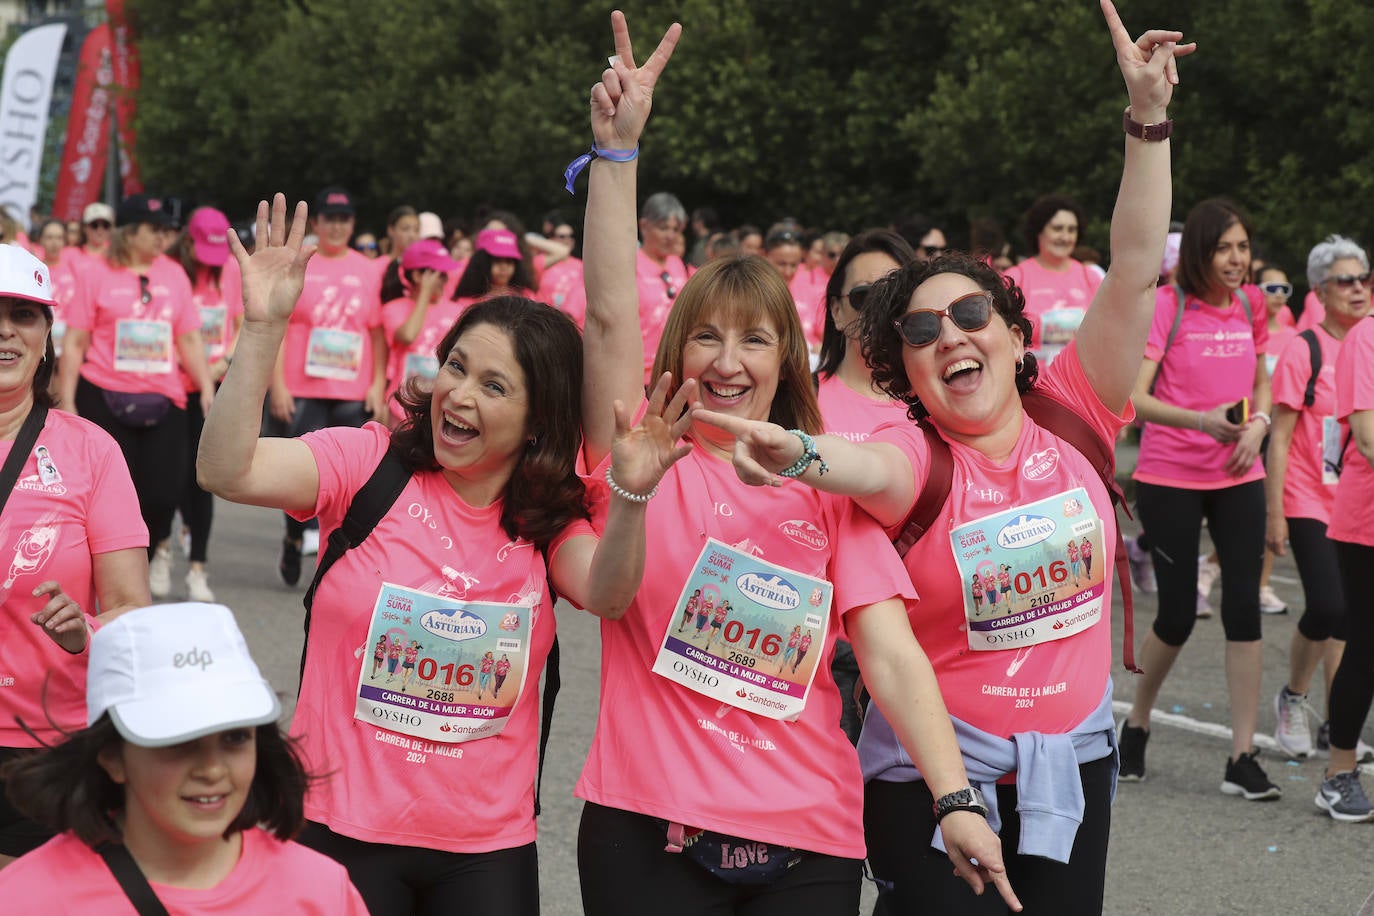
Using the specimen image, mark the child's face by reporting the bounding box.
[99,729,257,850]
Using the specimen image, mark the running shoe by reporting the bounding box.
[186,567,215,603]
[1125,537,1157,594]
[1315,721,1374,763]
[1197,553,1220,598]
[279,537,302,587]
[1273,685,1313,759]
[1118,721,1149,782]
[1314,770,1374,822]
[1196,591,1214,618]
[302,526,321,557]
[1259,585,1288,615]
[149,543,172,599]
[1221,751,1281,800]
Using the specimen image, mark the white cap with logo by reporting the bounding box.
[86,603,281,747]
[0,245,55,310]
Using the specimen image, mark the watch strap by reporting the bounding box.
[1123,106,1173,142]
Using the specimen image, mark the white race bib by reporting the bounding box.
[113,319,173,374]
[305,327,364,380]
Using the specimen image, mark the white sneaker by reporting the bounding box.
[179,526,192,558]
[186,567,215,603]
[1274,686,1313,758]
[1259,585,1287,615]
[1197,554,1220,599]
[149,544,172,599]
[302,527,320,557]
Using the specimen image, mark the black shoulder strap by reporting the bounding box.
[893,419,953,557]
[0,403,48,521]
[97,843,170,916]
[1298,329,1322,409]
[534,632,559,816]
[300,448,413,683]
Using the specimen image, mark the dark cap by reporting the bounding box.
[116,194,174,228]
[314,186,356,217]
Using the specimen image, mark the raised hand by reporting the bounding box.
[230,193,315,326]
[691,408,803,487]
[1100,0,1195,119]
[609,374,695,495]
[590,11,682,151]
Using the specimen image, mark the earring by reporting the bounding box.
[1015,356,1024,372]
[527,435,538,446]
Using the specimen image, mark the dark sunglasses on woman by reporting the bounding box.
[1326,272,1371,290]
[892,290,995,347]
[1260,281,1292,298]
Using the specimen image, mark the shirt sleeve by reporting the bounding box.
[827,494,918,616]
[290,423,392,524]
[85,427,151,553]
[1271,333,1314,412]
[1143,284,1179,363]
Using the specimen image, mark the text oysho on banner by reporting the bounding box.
[0,23,68,224]
[52,24,112,222]
[105,0,141,196]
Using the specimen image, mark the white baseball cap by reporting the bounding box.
[82,201,115,225]
[87,603,281,747]
[0,245,55,311]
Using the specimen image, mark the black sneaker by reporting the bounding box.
[279,537,302,587]
[1118,721,1148,782]
[1221,751,1281,800]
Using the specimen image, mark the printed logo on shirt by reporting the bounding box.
[2,516,60,588]
[777,519,828,551]
[419,608,488,642]
[995,514,1057,549]
[437,566,479,599]
[496,540,533,562]
[14,473,66,496]
[1022,447,1060,481]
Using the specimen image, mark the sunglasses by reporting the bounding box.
[892,290,995,347]
[1326,272,1372,289]
[138,274,151,306]
[87,220,112,230]
[843,283,873,311]
[660,270,678,300]
[767,230,801,246]
[1260,281,1292,298]
[355,242,378,252]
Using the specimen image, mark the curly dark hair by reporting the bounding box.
[389,297,589,549]
[857,252,1039,422]
[1,715,311,847]
[816,229,915,379]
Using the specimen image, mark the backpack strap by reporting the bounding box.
[97,843,170,916]
[534,632,560,816]
[1149,284,1189,396]
[300,447,413,683]
[1298,329,1322,409]
[893,419,954,558]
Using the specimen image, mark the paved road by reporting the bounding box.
[187,498,1374,915]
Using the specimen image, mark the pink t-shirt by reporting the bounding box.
[288,423,590,853]
[0,409,146,747]
[816,373,909,443]
[281,250,382,401]
[636,249,689,377]
[870,341,1130,738]
[533,257,586,327]
[1134,284,1267,488]
[1329,317,1374,546]
[575,448,917,859]
[1003,258,1101,361]
[0,828,367,914]
[46,253,80,356]
[789,266,828,348]
[1297,291,1325,332]
[380,295,462,422]
[1271,325,1341,523]
[66,257,200,408]
[179,260,244,395]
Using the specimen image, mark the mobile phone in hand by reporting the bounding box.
[1225,397,1249,425]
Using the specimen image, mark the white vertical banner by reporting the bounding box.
[0,23,68,223]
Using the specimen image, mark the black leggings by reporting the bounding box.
[269,397,368,540]
[1289,517,1347,642]
[577,802,861,916]
[1330,541,1374,751]
[76,377,186,557]
[864,755,1114,916]
[1136,480,1265,645]
[298,821,538,916]
[151,394,214,562]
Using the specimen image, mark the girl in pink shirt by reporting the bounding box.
[1004,194,1102,366]
[970,574,984,614]
[371,636,387,679]
[197,194,696,916]
[700,9,1188,910]
[1080,536,1093,577]
[678,588,700,632]
[380,238,462,425]
[494,654,512,697]
[477,651,496,699]
[577,17,1011,913]
[400,641,421,691]
[450,229,534,304]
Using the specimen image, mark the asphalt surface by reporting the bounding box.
[187,497,1374,915]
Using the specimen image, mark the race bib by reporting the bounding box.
[403,353,440,382]
[355,582,533,743]
[199,305,228,361]
[1265,352,1279,376]
[51,319,67,357]
[1323,416,1344,485]
[652,538,831,721]
[113,319,173,374]
[305,327,364,380]
[951,487,1105,652]
[1039,307,1085,346]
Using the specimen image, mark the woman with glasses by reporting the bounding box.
[696,5,1188,911]
[634,192,689,382]
[56,194,214,575]
[1004,194,1102,367]
[1268,237,1374,820]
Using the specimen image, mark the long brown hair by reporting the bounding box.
[652,256,822,434]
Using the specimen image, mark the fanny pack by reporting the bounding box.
[101,390,172,428]
[663,821,805,886]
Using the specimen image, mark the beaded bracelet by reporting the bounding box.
[563,142,641,194]
[605,466,657,503]
[777,429,829,479]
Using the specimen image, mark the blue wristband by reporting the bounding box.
[563,142,640,194]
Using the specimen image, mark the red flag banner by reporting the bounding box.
[51,24,112,222]
[105,0,141,196]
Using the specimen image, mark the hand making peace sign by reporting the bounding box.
[589,11,682,152]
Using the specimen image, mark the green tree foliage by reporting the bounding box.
[130,0,1374,278]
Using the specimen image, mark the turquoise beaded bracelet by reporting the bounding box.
[777,429,828,479]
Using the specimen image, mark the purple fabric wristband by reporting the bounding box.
[563,143,640,194]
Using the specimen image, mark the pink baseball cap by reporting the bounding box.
[475,228,521,260]
[187,207,233,267]
[401,238,460,273]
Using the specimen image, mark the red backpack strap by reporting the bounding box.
[893,419,953,558]
[1021,390,1143,674]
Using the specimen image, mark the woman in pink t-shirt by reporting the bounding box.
[576,16,1012,914]
[34,220,74,359]
[197,194,696,916]
[699,9,1188,911]
[380,238,462,425]
[1121,197,1280,800]
[1003,194,1103,366]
